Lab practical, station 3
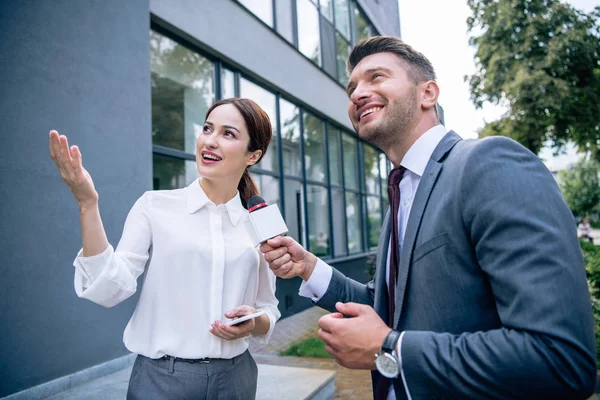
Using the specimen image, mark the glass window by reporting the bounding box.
[153,154,199,190]
[284,179,306,245]
[353,3,371,43]
[380,152,389,204]
[280,98,302,176]
[342,133,359,190]
[320,17,337,78]
[275,0,294,44]
[328,127,342,186]
[334,0,350,39]
[331,188,347,256]
[367,195,381,250]
[336,32,351,86]
[307,185,330,257]
[320,0,334,22]
[297,0,321,65]
[304,112,326,183]
[345,192,362,253]
[253,173,281,210]
[221,68,235,99]
[239,0,273,27]
[240,78,279,172]
[364,145,380,195]
[150,32,215,154]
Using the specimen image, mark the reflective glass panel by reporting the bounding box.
[253,173,281,210]
[153,154,199,190]
[367,195,381,250]
[364,144,380,195]
[240,78,279,172]
[239,0,273,26]
[276,0,295,43]
[345,191,363,253]
[334,0,350,39]
[297,0,321,65]
[336,32,350,86]
[284,179,306,245]
[221,68,235,99]
[304,112,326,182]
[328,127,342,186]
[342,133,359,190]
[280,98,302,176]
[307,185,330,257]
[150,31,215,154]
[332,188,347,256]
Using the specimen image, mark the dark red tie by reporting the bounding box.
[374,166,406,400]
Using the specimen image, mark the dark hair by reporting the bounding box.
[347,36,437,83]
[204,98,272,209]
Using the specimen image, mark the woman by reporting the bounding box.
[48,98,281,399]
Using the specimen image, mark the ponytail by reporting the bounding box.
[238,169,259,209]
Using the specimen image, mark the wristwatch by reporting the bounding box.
[374,329,401,378]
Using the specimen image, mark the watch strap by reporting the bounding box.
[382,329,401,353]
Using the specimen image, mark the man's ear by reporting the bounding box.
[246,149,263,166]
[420,80,440,111]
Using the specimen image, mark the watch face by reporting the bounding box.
[375,352,399,379]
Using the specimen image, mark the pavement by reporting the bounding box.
[20,307,360,400]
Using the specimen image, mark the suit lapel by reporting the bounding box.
[374,208,391,321]
[393,131,463,327]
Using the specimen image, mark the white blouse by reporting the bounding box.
[73,179,281,359]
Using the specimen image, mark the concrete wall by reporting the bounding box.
[0,0,151,396]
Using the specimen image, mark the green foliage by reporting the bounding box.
[466,0,600,159]
[582,241,600,367]
[558,158,600,217]
[279,337,333,359]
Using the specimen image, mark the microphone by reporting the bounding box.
[246,195,289,246]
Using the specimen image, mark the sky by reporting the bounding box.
[397,0,598,171]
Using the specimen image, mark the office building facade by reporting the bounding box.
[0,0,400,396]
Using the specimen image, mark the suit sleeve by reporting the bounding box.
[315,268,376,313]
[400,137,597,399]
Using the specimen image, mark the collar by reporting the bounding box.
[401,124,448,177]
[185,179,246,226]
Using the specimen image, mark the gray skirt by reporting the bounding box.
[126,350,258,400]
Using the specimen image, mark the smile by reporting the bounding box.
[359,107,382,121]
[201,151,222,162]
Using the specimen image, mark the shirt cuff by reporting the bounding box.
[73,245,114,285]
[397,331,413,400]
[298,258,332,301]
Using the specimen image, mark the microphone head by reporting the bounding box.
[248,196,268,213]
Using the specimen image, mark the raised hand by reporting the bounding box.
[259,236,317,280]
[49,130,98,209]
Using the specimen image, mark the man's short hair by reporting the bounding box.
[347,36,437,83]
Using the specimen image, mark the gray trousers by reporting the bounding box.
[126,350,258,400]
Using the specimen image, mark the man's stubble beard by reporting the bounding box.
[355,88,418,151]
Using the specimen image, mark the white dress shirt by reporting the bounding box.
[73,179,281,360]
[299,125,449,399]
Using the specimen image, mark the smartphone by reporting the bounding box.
[225,310,265,326]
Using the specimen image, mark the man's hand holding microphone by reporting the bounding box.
[259,236,317,280]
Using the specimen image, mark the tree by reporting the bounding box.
[466,0,600,160]
[558,158,600,217]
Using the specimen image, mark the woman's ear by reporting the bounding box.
[246,149,263,166]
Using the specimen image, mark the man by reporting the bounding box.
[261,36,596,399]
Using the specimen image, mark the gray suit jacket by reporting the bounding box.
[316,131,596,399]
